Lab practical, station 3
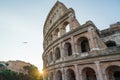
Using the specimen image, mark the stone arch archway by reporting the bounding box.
[106,65,120,80]
[66,69,76,80]
[54,28,60,38]
[64,42,72,56]
[77,37,90,53]
[55,47,61,60]
[64,22,70,33]
[105,41,117,47]
[49,52,53,62]
[55,70,62,80]
[82,67,97,80]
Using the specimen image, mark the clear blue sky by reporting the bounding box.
[0,0,120,71]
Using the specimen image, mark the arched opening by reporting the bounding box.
[66,24,70,32]
[47,55,49,64]
[78,37,90,53]
[82,68,97,80]
[66,69,76,80]
[106,65,120,80]
[64,22,70,33]
[49,52,53,62]
[58,31,60,37]
[64,43,72,56]
[54,28,60,38]
[105,41,117,47]
[56,70,62,80]
[55,47,61,60]
[50,34,53,43]
[45,57,48,66]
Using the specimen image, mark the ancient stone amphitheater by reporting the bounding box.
[42,1,120,80]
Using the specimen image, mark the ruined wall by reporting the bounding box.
[42,1,120,80]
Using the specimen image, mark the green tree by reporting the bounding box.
[0,69,26,80]
[0,65,43,80]
[23,65,43,80]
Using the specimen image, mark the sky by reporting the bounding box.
[0,0,120,72]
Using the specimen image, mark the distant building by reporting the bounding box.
[42,1,120,80]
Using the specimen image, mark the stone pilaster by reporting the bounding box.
[74,64,80,80]
[60,42,64,61]
[62,67,65,80]
[71,36,76,55]
[94,61,104,80]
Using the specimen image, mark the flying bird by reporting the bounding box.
[23,42,28,44]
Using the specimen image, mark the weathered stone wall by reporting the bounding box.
[42,1,120,80]
[101,22,120,46]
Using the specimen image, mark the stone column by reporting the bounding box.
[48,75,50,80]
[71,37,79,57]
[94,61,104,80]
[52,48,55,63]
[74,64,80,80]
[62,67,65,80]
[103,71,108,80]
[71,36,76,54]
[53,74,55,80]
[60,42,64,61]
[88,27,100,51]
[79,68,83,80]
[53,70,56,80]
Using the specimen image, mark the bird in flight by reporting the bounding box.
[23,42,28,44]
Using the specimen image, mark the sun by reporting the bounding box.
[39,70,43,74]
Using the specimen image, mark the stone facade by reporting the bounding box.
[42,1,120,80]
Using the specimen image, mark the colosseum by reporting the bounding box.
[42,1,120,80]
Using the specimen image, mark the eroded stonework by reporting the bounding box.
[42,1,120,80]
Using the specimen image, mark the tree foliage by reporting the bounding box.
[23,65,43,80]
[0,65,43,80]
[0,69,25,80]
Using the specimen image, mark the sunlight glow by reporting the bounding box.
[39,70,43,74]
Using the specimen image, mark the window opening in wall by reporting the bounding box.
[50,35,53,43]
[58,31,60,37]
[66,69,76,80]
[106,66,120,80]
[80,37,90,53]
[55,47,61,60]
[55,28,60,38]
[49,52,53,62]
[114,71,120,80]
[50,20,52,24]
[66,24,70,32]
[64,43,72,56]
[83,68,97,80]
[105,41,117,47]
[64,22,70,33]
[56,71,62,80]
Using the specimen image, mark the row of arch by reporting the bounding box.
[44,22,71,49]
[45,65,120,80]
[45,37,117,65]
[45,37,90,64]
